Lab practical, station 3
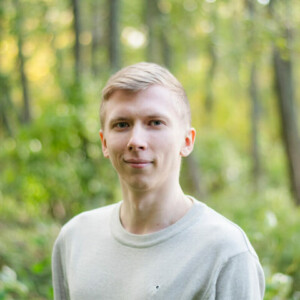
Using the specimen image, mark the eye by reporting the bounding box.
[149,120,163,126]
[114,122,129,129]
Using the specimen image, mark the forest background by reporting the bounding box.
[0,0,300,299]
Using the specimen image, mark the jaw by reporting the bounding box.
[119,162,181,195]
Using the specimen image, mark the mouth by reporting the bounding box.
[124,159,153,169]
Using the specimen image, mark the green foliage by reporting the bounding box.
[0,266,28,300]
[0,90,120,299]
[0,99,118,221]
[1,0,300,299]
[0,96,120,299]
[0,219,55,299]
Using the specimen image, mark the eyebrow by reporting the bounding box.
[108,117,130,126]
[145,114,171,120]
[108,113,171,126]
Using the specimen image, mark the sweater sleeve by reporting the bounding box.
[216,251,265,300]
[52,233,70,300]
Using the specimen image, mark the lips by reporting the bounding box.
[124,158,153,168]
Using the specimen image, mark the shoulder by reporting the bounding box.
[192,199,258,259]
[56,202,119,244]
[189,199,264,299]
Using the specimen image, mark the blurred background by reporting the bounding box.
[0,0,300,299]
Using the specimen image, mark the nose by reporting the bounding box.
[127,124,147,151]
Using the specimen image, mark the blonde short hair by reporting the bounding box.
[100,62,191,128]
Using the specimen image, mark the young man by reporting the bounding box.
[52,62,265,299]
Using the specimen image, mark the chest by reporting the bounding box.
[64,237,218,300]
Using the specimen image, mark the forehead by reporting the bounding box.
[103,85,183,124]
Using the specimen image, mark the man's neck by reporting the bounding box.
[119,183,193,235]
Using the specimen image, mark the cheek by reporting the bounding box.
[106,136,128,162]
[107,134,127,150]
[154,134,182,159]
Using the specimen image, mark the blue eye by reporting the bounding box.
[150,120,162,126]
[115,122,129,128]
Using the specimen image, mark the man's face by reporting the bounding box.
[100,85,195,192]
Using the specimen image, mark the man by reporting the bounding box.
[52,62,265,299]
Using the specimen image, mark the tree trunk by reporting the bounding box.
[249,63,261,182]
[0,77,14,136]
[91,1,102,76]
[108,0,121,72]
[160,23,171,69]
[18,37,31,123]
[13,0,31,123]
[145,0,154,62]
[71,0,81,82]
[204,9,218,121]
[245,0,261,184]
[269,0,300,205]
[273,46,300,205]
[204,40,217,114]
[185,154,205,199]
[145,0,161,63]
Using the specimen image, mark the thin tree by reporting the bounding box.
[145,0,160,63]
[249,64,261,182]
[0,75,14,136]
[108,0,121,72]
[204,9,218,116]
[0,8,13,135]
[160,14,171,69]
[144,0,171,66]
[270,0,300,205]
[71,0,81,83]
[91,1,102,76]
[13,0,31,123]
[245,0,261,184]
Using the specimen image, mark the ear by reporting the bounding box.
[180,128,196,157]
[99,130,109,158]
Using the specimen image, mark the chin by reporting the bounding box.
[126,179,153,192]
[130,183,151,192]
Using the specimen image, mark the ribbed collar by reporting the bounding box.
[110,197,206,248]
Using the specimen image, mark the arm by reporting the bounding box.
[216,251,265,300]
[52,234,70,300]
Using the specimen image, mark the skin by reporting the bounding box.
[99,85,196,234]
